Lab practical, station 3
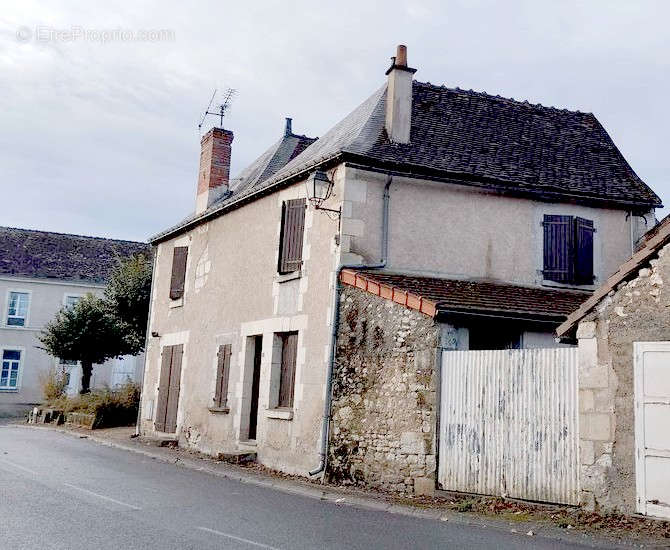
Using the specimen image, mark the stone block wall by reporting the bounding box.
[577,242,670,513]
[328,286,440,494]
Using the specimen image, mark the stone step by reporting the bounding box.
[217,451,256,465]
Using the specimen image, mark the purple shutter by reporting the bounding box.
[169,247,188,300]
[543,215,574,283]
[574,217,594,284]
[278,199,306,274]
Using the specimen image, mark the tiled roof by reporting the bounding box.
[556,215,670,338]
[340,269,590,321]
[152,80,660,243]
[0,227,150,284]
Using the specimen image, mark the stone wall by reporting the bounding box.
[328,286,440,495]
[577,242,670,513]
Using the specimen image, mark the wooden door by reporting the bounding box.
[155,344,183,433]
[634,342,670,519]
[248,336,263,440]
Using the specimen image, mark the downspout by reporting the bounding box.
[134,248,158,436]
[309,174,393,477]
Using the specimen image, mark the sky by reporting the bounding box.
[1,0,668,242]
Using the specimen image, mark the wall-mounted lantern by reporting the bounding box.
[305,170,341,221]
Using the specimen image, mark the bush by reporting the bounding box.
[44,381,141,429]
[39,367,68,401]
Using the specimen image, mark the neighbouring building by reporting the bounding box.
[556,216,670,517]
[0,227,149,417]
[140,45,660,500]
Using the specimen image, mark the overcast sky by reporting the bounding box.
[1,1,668,242]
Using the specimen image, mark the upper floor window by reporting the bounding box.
[1,349,22,389]
[64,294,81,309]
[169,246,188,300]
[278,198,306,274]
[6,291,30,327]
[543,215,594,285]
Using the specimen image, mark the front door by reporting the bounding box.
[248,336,263,440]
[155,344,183,433]
[634,342,670,519]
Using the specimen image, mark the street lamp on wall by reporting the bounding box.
[305,169,341,221]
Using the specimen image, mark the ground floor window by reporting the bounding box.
[1,349,22,389]
[277,331,298,409]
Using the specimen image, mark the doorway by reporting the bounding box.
[155,344,183,433]
[247,335,263,441]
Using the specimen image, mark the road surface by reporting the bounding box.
[0,426,597,549]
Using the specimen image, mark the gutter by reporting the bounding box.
[309,174,393,478]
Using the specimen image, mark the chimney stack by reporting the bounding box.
[385,44,416,144]
[284,117,293,136]
[196,127,233,214]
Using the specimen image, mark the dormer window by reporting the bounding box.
[542,215,594,285]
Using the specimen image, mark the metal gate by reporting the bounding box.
[438,348,579,505]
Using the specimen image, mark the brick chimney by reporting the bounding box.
[385,45,416,144]
[196,127,233,214]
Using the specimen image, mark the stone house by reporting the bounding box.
[556,216,670,517]
[0,227,148,417]
[140,45,660,492]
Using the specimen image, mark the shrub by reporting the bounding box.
[39,366,68,402]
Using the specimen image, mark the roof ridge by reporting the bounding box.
[0,226,147,245]
[415,80,594,116]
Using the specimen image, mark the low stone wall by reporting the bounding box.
[328,286,439,495]
[577,242,670,513]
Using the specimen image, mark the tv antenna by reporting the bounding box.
[198,88,236,131]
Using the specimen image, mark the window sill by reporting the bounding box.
[0,388,19,393]
[265,408,293,420]
[169,297,184,309]
[541,280,596,292]
[208,406,230,414]
[275,271,301,284]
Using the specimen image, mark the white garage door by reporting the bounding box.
[634,342,670,519]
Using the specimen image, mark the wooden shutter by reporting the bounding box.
[165,344,183,433]
[169,246,188,300]
[278,332,298,408]
[213,344,232,408]
[574,217,595,285]
[155,346,173,432]
[278,199,306,274]
[543,215,574,284]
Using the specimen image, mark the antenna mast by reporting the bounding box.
[198,88,236,132]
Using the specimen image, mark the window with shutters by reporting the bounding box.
[169,246,188,301]
[278,199,306,274]
[212,344,232,410]
[276,331,298,409]
[542,215,595,285]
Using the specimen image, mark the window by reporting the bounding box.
[277,332,298,408]
[213,344,232,409]
[543,215,594,285]
[6,291,29,327]
[64,295,81,309]
[1,349,21,389]
[169,246,188,300]
[278,198,306,274]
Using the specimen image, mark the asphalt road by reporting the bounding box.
[0,426,596,550]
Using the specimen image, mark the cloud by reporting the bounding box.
[1,0,668,241]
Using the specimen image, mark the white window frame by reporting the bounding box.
[0,346,25,391]
[4,289,32,328]
[63,293,84,309]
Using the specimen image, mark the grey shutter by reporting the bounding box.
[278,332,298,408]
[575,217,595,284]
[155,347,173,432]
[169,247,188,300]
[165,344,183,433]
[213,344,232,408]
[278,199,306,274]
[543,215,574,283]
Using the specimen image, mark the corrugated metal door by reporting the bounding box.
[439,348,579,505]
[634,342,670,519]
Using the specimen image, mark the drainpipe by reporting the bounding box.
[309,175,393,477]
[134,248,158,436]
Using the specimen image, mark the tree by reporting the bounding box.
[104,253,152,355]
[39,294,131,393]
